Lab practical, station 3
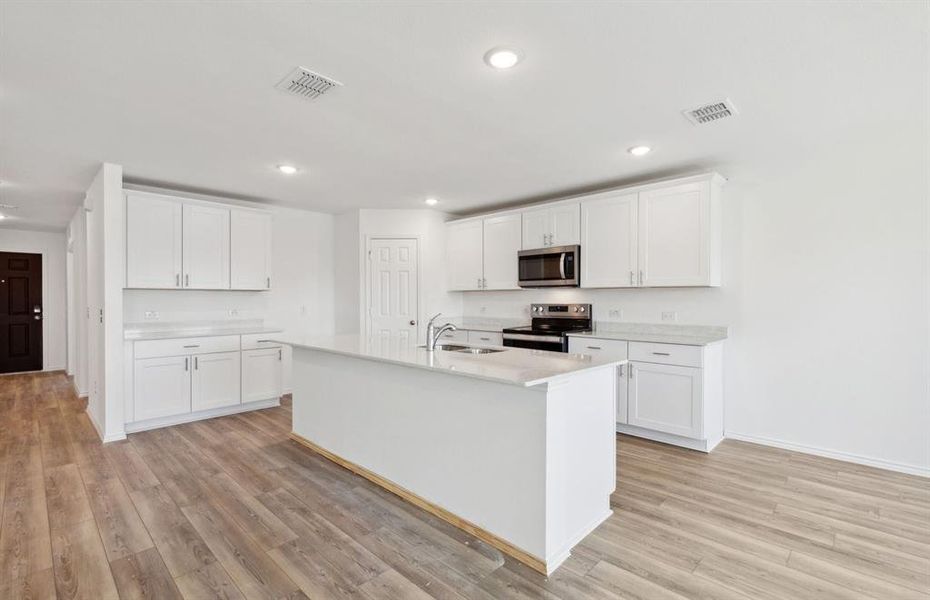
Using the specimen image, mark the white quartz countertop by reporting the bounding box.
[275,334,625,387]
[566,323,728,346]
[124,322,282,341]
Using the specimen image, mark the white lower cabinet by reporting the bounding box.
[127,333,283,432]
[242,347,283,403]
[191,351,241,412]
[569,336,723,451]
[628,361,701,438]
[134,355,192,421]
[467,331,503,347]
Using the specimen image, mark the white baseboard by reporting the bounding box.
[70,378,87,398]
[725,432,930,478]
[85,407,127,443]
[616,423,720,453]
[546,508,613,575]
[124,398,280,434]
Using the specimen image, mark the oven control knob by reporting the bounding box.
[573,306,579,312]
[579,306,586,313]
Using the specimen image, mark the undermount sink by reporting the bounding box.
[455,347,505,354]
[420,344,505,354]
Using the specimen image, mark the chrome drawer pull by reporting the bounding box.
[587,346,602,350]
[652,352,670,356]
[183,344,200,348]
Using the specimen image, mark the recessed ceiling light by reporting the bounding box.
[628,146,651,157]
[424,198,439,206]
[484,47,523,69]
[277,164,298,175]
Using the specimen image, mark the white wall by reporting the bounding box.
[351,209,462,341]
[0,227,68,371]
[67,210,88,396]
[83,162,125,442]
[334,210,359,333]
[462,158,929,475]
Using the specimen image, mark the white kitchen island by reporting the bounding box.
[275,334,625,575]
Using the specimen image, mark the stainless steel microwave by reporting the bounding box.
[517,245,580,288]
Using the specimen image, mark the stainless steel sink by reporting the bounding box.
[419,344,470,352]
[455,347,505,354]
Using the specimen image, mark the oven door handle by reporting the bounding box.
[503,333,564,343]
[559,252,566,279]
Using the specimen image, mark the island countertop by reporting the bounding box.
[273,334,625,387]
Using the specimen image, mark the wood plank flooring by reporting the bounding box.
[1,371,928,599]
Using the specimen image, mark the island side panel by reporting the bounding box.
[290,346,549,560]
[544,366,616,570]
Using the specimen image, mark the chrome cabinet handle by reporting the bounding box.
[183,344,199,348]
[194,356,198,369]
[176,273,180,287]
[587,346,602,350]
[185,274,190,287]
[477,277,481,288]
[184,357,189,371]
[278,349,282,361]
[480,337,490,341]
[257,339,272,343]
[629,364,634,378]
[482,278,487,288]
[629,271,634,285]
[652,352,670,356]
[618,364,624,377]
[638,270,643,286]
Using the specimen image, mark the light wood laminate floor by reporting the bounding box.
[1,371,928,599]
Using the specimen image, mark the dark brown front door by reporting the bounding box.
[0,252,43,373]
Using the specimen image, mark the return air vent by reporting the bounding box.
[275,66,343,101]
[682,98,738,125]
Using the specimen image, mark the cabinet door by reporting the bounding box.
[183,204,230,289]
[191,351,241,412]
[241,347,282,403]
[445,220,483,290]
[617,363,629,424]
[126,194,183,288]
[638,181,711,286]
[482,214,521,290]
[133,356,191,421]
[521,208,550,249]
[549,203,580,246]
[581,193,638,288]
[628,361,702,438]
[230,209,272,290]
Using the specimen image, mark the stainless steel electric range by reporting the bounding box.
[501,304,592,353]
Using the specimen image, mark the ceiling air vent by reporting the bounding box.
[275,66,343,101]
[683,98,738,125]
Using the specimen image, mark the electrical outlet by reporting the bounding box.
[608,309,622,320]
[228,309,239,317]
[661,311,678,323]
[143,311,159,320]
[480,306,487,314]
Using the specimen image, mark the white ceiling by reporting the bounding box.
[0,1,926,230]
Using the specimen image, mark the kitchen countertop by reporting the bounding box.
[275,334,624,387]
[124,320,282,341]
[566,323,728,346]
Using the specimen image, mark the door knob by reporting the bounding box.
[409,320,416,325]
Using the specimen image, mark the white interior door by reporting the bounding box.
[482,214,521,290]
[368,238,418,343]
[581,193,638,288]
[182,204,230,289]
[126,193,183,288]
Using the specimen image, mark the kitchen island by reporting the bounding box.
[274,334,625,575]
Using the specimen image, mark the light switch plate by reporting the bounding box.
[661,311,678,323]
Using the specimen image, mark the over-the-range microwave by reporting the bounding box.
[517,245,580,288]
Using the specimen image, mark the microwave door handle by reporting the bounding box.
[559,252,566,279]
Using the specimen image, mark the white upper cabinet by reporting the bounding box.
[182,204,230,289]
[581,193,638,288]
[126,193,183,288]
[230,209,272,290]
[521,203,580,249]
[482,213,521,290]
[639,179,720,287]
[446,220,484,291]
[521,208,550,249]
[549,203,581,247]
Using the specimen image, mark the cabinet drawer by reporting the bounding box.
[568,337,628,359]
[629,341,702,367]
[467,331,503,347]
[241,332,283,350]
[134,335,241,359]
[439,329,468,343]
